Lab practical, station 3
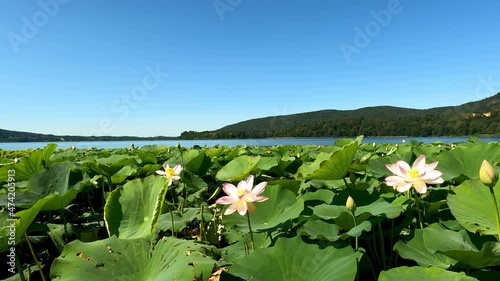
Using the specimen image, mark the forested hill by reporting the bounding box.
[180,93,500,139]
[0,129,177,143]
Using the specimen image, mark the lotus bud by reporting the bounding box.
[14,157,19,164]
[176,142,181,149]
[346,196,356,213]
[480,160,498,187]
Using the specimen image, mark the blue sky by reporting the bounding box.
[1,0,499,137]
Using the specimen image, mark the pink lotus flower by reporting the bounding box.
[156,163,182,186]
[384,155,444,194]
[216,175,269,216]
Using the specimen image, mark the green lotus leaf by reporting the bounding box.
[423,224,500,268]
[299,189,336,205]
[299,140,359,180]
[157,208,209,233]
[104,175,168,239]
[298,219,341,242]
[342,221,372,238]
[447,180,500,236]
[366,156,392,178]
[224,236,359,281]
[0,143,57,182]
[295,152,332,179]
[0,194,58,252]
[0,161,81,210]
[253,156,279,172]
[110,165,137,184]
[50,236,217,281]
[216,155,261,182]
[440,241,500,269]
[429,141,500,181]
[220,232,272,263]
[184,149,211,175]
[379,266,478,281]
[85,154,140,177]
[311,197,403,231]
[394,228,458,269]
[221,185,304,232]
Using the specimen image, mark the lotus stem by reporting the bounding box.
[246,212,255,252]
[378,222,387,270]
[351,211,358,251]
[24,233,47,281]
[343,178,349,188]
[353,212,359,281]
[167,204,176,237]
[366,253,378,281]
[490,189,500,241]
[413,191,424,229]
[60,209,68,240]
[15,249,26,281]
[390,219,394,266]
[178,145,187,212]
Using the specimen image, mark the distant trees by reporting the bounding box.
[180,112,500,139]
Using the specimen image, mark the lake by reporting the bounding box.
[0,136,498,151]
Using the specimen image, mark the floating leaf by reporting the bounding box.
[298,140,359,180]
[50,236,216,281]
[379,266,478,281]
[104,175,168,239]
[394,228,458,269]
[224,236,359,281]
[447,180,500,236]
[216,155,261,182]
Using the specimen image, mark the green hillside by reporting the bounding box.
[0,129,177,143]
[180,93,500,139]
[2,93,498,142]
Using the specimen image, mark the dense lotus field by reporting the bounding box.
[0,136,499,281]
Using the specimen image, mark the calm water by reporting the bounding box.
[0,137,498,151]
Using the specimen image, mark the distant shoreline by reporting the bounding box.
[1,134,499,143]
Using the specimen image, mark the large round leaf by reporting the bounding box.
[224,236,359,281]
[394,228,458,269]
[216,155,261,182]
[429,141,500,181]
[297,140,359,180]
[0,194,57,252]
[447,180,500,236]
[50,236,216,281]
[379,266,477,281]
[0,161,80,210]
[423,224,500,269]
[104,175,168,239]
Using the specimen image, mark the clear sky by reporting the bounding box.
[1,0,499,137]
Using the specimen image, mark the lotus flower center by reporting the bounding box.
[166,168,175,177]
[408,169,420,179]
[237,188,246,197]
